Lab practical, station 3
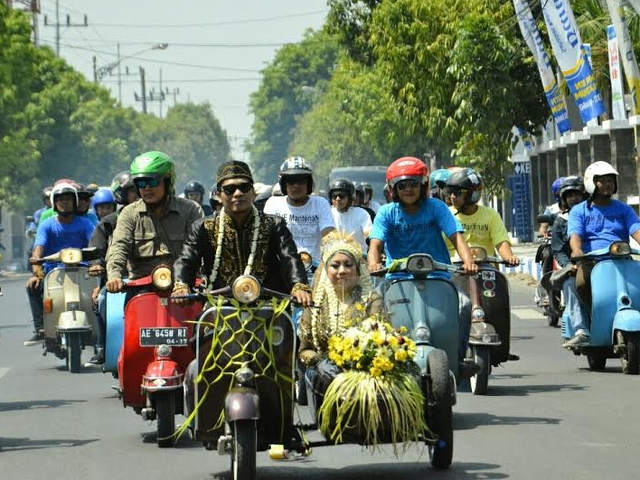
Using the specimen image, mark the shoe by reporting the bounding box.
[87,349,105,365]
[24,332,43,346]
[563,331,590,348]
[507,353,520,361]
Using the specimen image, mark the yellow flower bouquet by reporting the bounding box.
[317,310,429,453]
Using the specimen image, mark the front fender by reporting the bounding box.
[413,344,436,376]
[57,310,91,331]
[468,322,501,346]
[142,359,183,392]
[225,387,260,422]
[612,309,640,342]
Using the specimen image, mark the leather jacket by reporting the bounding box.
[173,210,308,293]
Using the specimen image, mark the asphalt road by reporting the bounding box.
[2,274,640,480]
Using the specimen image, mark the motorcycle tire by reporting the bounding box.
[587,353,606,371]
[425,349,453,470]
[231,420,257,480]
[619,331,640,375]
[67,332,82,373]
[469,346,490,396]
[548,292,561,327]
[155,392,176,448]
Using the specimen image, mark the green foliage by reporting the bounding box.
[0,5,230,213]
[289,58,425,180]
[247,29,340,183]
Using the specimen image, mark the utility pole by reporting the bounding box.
[159,68,163,118]
[92,55,97,83]
[7,1,40,45]
[138,67,147,113]
[117,43,122,105]
[166,86,181,106]
[43,0,88,56]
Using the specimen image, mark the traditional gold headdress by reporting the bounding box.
[311,231,372,350]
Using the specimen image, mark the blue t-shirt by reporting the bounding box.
[34,215,96,272]
[370,198,463,267]
[83,211,99,225]
[567,199,640,253]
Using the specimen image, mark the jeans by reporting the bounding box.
[563,276,590,335]
[94,286,107,349]
[27,282,44,333]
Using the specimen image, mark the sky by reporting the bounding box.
[32,0,329,160]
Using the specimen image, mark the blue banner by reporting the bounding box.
[564,51,606,124]
[544,82,572,134]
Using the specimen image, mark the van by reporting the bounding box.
[328,166,388,205]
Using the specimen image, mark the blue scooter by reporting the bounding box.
[371,253,462,469]
[563,241,640,374]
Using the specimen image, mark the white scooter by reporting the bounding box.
[34,247,99,372]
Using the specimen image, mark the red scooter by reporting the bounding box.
[116,265,203,447]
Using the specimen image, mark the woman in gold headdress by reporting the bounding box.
[298,231,382,408]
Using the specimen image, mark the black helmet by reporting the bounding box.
[111,170,135,205]
[278,156,313,195]
[359,182,373,197]
[76,184,94,199]
[184,180,205,197]
[558,175,586,210]
[445,167,483,205]
[328,178,355,200]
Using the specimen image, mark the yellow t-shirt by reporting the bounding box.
[446,205,510,257]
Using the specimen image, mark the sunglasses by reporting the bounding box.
[397,179,421,191]
[331,191,348,199]
[134,177,161,189]
[220,182,253,196]
[445,187,468,197]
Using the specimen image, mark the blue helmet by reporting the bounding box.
[429,169,451,191]
[92,188,116,208]
[551,177,565,200]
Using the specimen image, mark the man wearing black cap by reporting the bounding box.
[172,161,312,305]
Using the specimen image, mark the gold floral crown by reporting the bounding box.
[321,230,362,264]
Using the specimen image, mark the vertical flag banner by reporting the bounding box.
[513,0,571,134]
[542,0,606,123]
[583,44,599,126]
[605,0,640,115]
[607,25,627,120]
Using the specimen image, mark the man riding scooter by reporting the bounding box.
[368,156,478,376]
[548,176,589,348]
[568,161,640,346]
[105,151,204,298]
[24,182,96,346]
[86,172,140,365]
[171,160,312,419]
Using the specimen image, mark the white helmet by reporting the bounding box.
[50,182,79,211]
[584,161,618,195]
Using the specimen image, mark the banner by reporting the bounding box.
[542,0,606,123]
[513,0,571,134]
[607,25,627,119]
[606,0,640,114]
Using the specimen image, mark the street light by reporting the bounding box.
[94,43,168,105]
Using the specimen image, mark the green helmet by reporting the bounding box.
[130,151,176,191]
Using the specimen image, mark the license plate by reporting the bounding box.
[139,327,188,346]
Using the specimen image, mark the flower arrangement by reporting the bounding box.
[317,308,429,454]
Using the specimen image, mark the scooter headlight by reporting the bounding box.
[232,275,261,304]
[471,307,486,322]
[610,242,631,256]
[406,254,434,275]
[413,325,431,342]
[234,367,255,387]
[470,247,488,262]
[60,248,82,264]
[151,266,173,291]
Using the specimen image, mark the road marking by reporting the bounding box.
[511,308,541,319]
[0,367,10,380]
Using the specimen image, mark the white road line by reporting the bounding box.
[512,308,541,319]
[0,367,10,380]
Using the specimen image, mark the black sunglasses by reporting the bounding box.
[220,182,253,196]
[397,179,421,191]
[134,177,161,189]
[331,191,348,199]
[445,186,468,197]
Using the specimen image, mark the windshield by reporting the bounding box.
[328,167,387,205]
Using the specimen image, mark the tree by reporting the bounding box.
[247,29,340,183]
[290,57,426,180]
